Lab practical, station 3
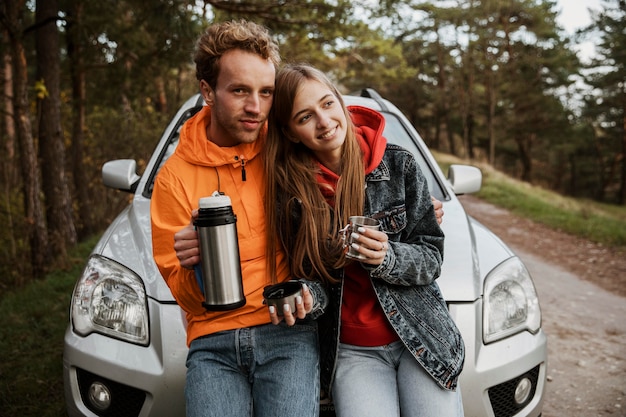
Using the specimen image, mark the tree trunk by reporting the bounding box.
[434,32,444,150]
[460,52,474,159]
[6,0,50,279]
[36,0,77,259]
[66,0,94,238]
[466,112,475,159]
[516,133,534,183]
[2,39,16,163]
[436,38,454,155]
[487,70,496,165]
[617,83,626,205]
[1,30,18,266]
[155,75,168,114]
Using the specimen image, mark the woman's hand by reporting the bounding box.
[347,227,389,266]
[268,283,313,326]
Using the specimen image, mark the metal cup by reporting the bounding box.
[263,282,302,316]
[341,216,381,260]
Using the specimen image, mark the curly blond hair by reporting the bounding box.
[193,20,281,89]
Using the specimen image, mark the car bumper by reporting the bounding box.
[451,301,547,417]
[64,299,547,417]
[63,299,188,417]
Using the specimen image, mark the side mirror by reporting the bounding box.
[448,164,482,195]
[102,159,141,193]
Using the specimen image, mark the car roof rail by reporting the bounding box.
[360,88,389,112]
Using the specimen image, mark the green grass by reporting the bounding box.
[0,236,98,417]
[434,151,626,248]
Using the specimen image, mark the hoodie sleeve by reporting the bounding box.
[151,164,207,316]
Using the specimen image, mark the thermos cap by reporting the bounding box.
[199,192,232,209]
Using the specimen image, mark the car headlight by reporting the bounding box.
[483,256,541,344]
[71,255,149,346]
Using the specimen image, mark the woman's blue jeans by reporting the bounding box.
[332,341,464,417]
[185,322,319,417]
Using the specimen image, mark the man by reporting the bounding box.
[151,20,320,417]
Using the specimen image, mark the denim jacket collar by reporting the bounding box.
[365,158,390,182]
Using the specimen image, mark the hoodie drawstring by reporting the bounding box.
[235,155,247,181]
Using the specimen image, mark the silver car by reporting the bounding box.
[63,90,547,417]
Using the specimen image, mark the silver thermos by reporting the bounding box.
[193,192,246,311]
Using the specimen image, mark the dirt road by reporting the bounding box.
[458,196,626,417]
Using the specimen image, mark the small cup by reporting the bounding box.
[341,216,381,260]
[263,282,302,316]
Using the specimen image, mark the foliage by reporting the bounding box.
[0,0,624,292]
[69,0,202,108]
[208,0,361,71]
[0,187,30,292]
[0,236,97,416]
[580,0,626,204]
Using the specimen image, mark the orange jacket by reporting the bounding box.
[151,106,290,346]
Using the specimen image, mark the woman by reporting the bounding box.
[264,64,465,417]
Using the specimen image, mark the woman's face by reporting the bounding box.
[287,79,347,170]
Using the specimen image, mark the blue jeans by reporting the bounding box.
[185,322,319,417]
[332,341,464,417]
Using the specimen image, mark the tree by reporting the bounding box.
[581,0,626,204]
[59,0,203,233]
[1,0,49,279]
[64,0,93,238]
[1,28,20,282]
[36,0,77,260]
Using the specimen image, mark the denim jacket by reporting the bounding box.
[314,144,465,397]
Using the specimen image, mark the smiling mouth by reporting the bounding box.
[319,127,337,139]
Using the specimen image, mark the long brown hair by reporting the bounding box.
[264,64,365,285]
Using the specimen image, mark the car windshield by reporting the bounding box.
[380,113,445,201]
[145,102,445,201]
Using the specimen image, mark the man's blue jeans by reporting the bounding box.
[185,322,319,417]
[332,341,464,417]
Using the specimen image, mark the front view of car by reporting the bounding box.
[64,92,546,417]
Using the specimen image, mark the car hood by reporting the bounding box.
[92,196,178,302]
[434,196,514,303]
[93,191,514,304]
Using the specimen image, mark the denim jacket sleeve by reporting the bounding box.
[363,145,444,286]
[296,279,328,320]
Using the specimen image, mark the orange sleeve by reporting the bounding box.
[151,163,207,316]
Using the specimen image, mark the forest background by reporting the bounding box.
[0,0,624,294]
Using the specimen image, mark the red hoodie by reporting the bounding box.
[317,106,399,347]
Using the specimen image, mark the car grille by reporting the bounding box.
[488,365,541,417]
[77,368,146,417]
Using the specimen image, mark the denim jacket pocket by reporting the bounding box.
[372,205,407,235]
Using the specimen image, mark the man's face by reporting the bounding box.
[202,49,276,147]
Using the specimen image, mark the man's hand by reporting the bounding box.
[174,209,200,269]
[432,196,444,225]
